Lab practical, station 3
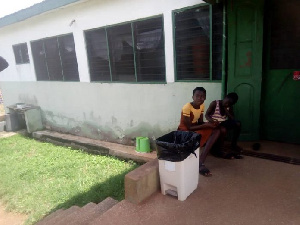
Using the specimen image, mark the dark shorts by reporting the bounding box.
[220,119,240,129]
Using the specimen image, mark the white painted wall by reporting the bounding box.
[0,0,222,144]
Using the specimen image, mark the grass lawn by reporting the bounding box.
[0,134,140,225]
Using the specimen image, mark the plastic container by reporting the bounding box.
[136,137,150,153]
[159,148,199,201]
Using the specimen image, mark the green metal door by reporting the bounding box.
[261,0,300,144]
[227,0,264,141]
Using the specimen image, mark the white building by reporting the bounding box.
[0,0,223,144]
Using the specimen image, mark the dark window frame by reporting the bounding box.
[31,33,79,82]
[12,43,30,64]
[85,15,166,83]
[173,3,224,82]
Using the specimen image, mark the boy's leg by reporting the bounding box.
[231,121,241,151]
[220,120,241,151]
[199,128,220,164]
[210,126,234,159]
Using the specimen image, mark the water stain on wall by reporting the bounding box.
[42,110,165,146]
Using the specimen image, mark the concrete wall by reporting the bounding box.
[0,0,222,144]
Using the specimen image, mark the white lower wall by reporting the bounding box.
[0,82,221,144]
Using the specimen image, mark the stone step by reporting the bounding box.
[35,209,64,225]
[36,198,119,225]
[88,198,120,225]
[38,205,80,225]
[69,197,119,225]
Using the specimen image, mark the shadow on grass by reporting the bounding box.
[42,166,136,218]
[8,132,141,222]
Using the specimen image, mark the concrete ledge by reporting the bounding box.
[125,158,160,204]
[32,130,157,163]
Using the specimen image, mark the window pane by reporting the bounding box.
[44,37,63,81]
[31,40,49,80]
[13,43,29,64]
[85,28,111,81]
[21,44,30,64]
[270,0,300,69]
[134,17,165,82]
[175,6,210,80]
[107,24,135,82]
[212,4,223,80]
[58,34,79,81]
[13,45,22,64]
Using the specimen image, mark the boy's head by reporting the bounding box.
[223,92,238,107]
[192,87,206,106]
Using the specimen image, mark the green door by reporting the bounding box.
[227,0,264,141]
[261,0,300,144]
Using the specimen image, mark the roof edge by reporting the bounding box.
[0,0,82,29]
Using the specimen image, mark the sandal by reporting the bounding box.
[233,153,243,159]
[220,151,235,159]
[232,145,243,153]
[199,164,212,177]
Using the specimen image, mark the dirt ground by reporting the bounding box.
[0,131,27,225]
[0,202,27,225]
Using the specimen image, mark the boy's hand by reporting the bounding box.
[212,119,220,126]
[205,122,218,129]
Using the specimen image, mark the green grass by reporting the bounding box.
[0,134,140,224]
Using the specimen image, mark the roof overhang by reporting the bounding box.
[0,0,83,29]
[203,0,223,4]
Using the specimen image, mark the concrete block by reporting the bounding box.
[125,159,160,204]
[0,121,5,131]
[24,108,44,133]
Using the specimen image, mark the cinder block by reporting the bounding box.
[0,121,5,131]
[125,159,160,204]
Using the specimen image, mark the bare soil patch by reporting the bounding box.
[0,202,27,225]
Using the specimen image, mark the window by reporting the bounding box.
[13,43,29,64]
[85,16,165,82]
[31,34,79,81]
[174,4,223,81]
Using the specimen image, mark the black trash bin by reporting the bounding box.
[155,131,201,162]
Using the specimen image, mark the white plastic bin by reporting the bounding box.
[159,148,199,201]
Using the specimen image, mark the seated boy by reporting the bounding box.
[178,87,222,177]
[205,92,243,159]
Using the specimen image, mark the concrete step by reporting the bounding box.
[55,205,85,225]
[37,205,80,225]
[69,197,119,225]
[35,209,64,225]
[36,198,119,225]
[88,198,120,225]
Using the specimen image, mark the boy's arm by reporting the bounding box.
[205,101,218,123]
[183,115,217,130]
[224,106,235,120]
